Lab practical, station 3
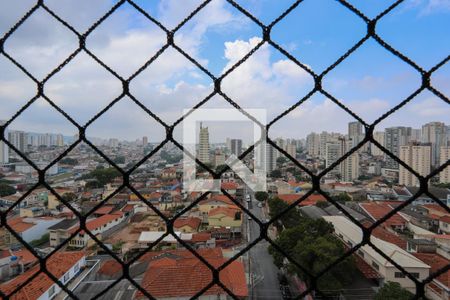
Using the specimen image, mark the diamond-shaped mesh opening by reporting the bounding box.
[0,0,449,299]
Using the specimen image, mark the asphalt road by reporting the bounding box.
[245,190,284,300]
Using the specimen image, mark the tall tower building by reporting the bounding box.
[325,141,341,177]
[230,139,243,157]
[371,131,385,157]
[306,132,320,158]
[265,144,278,173]
[0,121,9,164]
[56,134,64,147]
[198,123,210,164]
[142,136,148,146]
[440,146,450,184]
[399,143,431,187]
[385,126,412,169]
[325,138,359,181]
[340,138,360,182]
[422,122,448,167]
[8,130,27,153]
[348,121,366,151]
[285,142,297,158]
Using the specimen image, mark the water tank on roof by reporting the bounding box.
[10,256,18,261]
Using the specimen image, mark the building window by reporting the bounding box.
[48,285,56,297]
[357,250,364,258]
[371,261,379,270]
[74,263,80,273]
[63,272,69,283]
[411,272,420,279]
[394,272,405,278]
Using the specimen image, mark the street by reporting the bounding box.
[245,189,284,300]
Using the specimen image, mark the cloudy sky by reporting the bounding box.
[0,0,449,144]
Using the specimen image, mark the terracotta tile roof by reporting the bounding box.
[69,212,124,234]
[423,204,449,214]
[199,194,236,206]
[173,217,201,230]
[7,217,35,233]
[135,248,247,299]
[94,205,115,215]
[191,232,212,242]
[440,215,450,224]
[208,207,240,218]
[413,253,450,288]
[431,234,450,240]
[122,204,135,213]
[221,182,238,190]
[12,249,38,265]
[362,220,407,249]
[0,252,85,300]
[98,259,123,277]
[278,194,326,206]
[360,202,406,228]
[353,253,383,279]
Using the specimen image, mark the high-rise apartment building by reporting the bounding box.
[422,122,448,167]
[230,139,243,157]
[285,143,297,158]
[198,123,210,164]
[340,138,360,182]
[306,132,320,158]
[325,141,341,176]
[440,146,450,184]
[213,149,225,167]
[143,136,148,146]
[399,143,431,187]
[265,144,278,173]
[411,129,422,142]
[0,120,9,164]
[385,126,412,169]
[348,121,363,138]
[325,138,359,181]
[8,130,27,153]
[371,131,385,157]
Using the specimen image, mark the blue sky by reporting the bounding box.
[0,0,448,143]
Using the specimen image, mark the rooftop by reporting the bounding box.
[135,248,247,299]
[0,252,85,300]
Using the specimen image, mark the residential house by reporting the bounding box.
[0,252,86,300]
[135,248,247,299]
[440,216,450,234]
[324,216,430,293]
[208,207,242,233]
[359,202,407,231]
[1,217,61,248]
[173,217,202,233]
[68,212,125,248]
[413,253,450,300]
[48,219,78,247]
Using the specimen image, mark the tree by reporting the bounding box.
[268,217,354,296]
[0,183,16,197]
[292,235,355,293]
[268,197,302,229]
[270,169,282,178]
[316,201,330,209]
[60,158,78,165]
[215,164,228,173]
[113,156,125,164]
[276,156,288,167]
[82,167,121,187]
[375,282,414,300]
[254,191,268,202]
[331,192,351,203]
[29,233,49,247]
